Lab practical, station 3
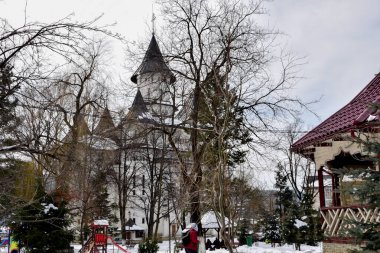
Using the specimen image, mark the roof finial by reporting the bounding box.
[151,4,156,35]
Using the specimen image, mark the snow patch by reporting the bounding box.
[43,203,58,214]
[295,219,308,228]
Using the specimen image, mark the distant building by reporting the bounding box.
[106,34,186,241]
[42,34,186,242]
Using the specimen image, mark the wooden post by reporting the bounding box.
[318,168,325,208]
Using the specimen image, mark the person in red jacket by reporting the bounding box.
[184,223,199,253]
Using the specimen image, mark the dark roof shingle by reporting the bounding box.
[131,35,175,84]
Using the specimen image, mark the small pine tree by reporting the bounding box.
[300,191,323,245]
[274,165,294,245]
[274,164,323,250]
[347,114,380,252]
[91,171,116,222]
[281,202,305,250]
[347,169,380,252]
[262,214,281,247]
[138,240,159,253]
[9,183,73,253]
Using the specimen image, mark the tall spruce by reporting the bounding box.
[274,165,294,224]
[0,65,21,217]
[274,166,293,245]
[274,164,322,250]
[0,65,18,134]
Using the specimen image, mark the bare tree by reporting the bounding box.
[143,0,312,240]
[274,119,318,202]
[108,117,141,245]
[0,14,120,155]
[13,39,117,244]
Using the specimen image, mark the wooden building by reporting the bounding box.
[291,73,380,253]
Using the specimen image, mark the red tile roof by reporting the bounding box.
[292,72,380,152]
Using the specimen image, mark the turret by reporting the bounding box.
[130,35,176,119]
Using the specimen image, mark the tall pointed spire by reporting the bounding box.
[94,107,116,135]
[130,35,176,84]
[151,6,156,35]
[125,89,155,124]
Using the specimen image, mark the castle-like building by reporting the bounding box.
[83,34,184,242]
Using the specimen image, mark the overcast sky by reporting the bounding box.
[1,0,379,189]
[1,0,380,128]
[267,0,380,127]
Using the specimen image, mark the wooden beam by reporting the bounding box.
[318,168,326,208]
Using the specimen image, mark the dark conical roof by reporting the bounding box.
[130,89,148,113]
[125,89,155,124]
[131,35,175,84]
[94,107,116,135]
[62,114,90,143]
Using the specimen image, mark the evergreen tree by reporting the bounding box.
[262,214,281,247]
[351,169,380,252]
[300,191,323,246]
[346,143,380,251]
[274,165,294,221]
[0,65,18,135]
[342,103,380,252]
[280,201,306,250]
[91,170,116,222]
[274,166,294,245]
[9,182,73,253]
[274,163,323,249]
[0,65,22,218]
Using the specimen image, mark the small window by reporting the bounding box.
[136,230,144,238]
[142,218,145,224]
[133,218,136,223]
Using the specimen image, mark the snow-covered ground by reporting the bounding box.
[69,240,322,253]
[0,239,322,253]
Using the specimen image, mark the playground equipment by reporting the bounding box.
[0,239,9,247]
[79,220,129,253]
[9,238,19,253]
[0,228,18,253]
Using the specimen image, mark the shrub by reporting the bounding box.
[138,240,159,253]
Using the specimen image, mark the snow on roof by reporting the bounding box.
[201,211,233,229]
[79,135,118,150]
[125,225,145,231]
[93,220,109,226]
[0,150,32,162]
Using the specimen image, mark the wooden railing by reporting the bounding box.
[320,206,380,237]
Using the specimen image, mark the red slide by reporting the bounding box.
[107,237,131,253]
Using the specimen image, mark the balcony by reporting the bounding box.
[320,205,380,237]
